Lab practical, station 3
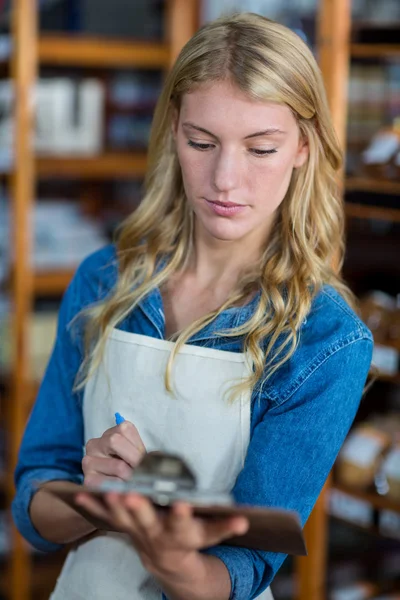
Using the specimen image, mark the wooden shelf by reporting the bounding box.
[334,483,400,515]
[33,270,74,295]
[346,177,400,196]
[376,371,400,385]
[38,35,170,69]
[344,202,400,223]
[351,43,400,58]
[36,152,148,180]
[0,550,68,599]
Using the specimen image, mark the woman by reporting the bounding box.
[13,12,373,600]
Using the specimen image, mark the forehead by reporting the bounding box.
[179,80,297,133]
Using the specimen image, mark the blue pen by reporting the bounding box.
[115,412,125,426]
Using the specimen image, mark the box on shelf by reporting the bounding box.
[0,78,105,161]
[329,488,374,528]
[0,309,58,382]
[0,198,109,277]
[379,510,400,540]
[330,581,379,600]
[336,423,392,491]
[359,291,400,376]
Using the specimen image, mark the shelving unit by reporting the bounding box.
[298,3,400,599]
[5,1,199,599]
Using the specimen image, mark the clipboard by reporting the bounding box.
[42,480,307,556]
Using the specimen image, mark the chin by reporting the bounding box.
[202,220,252,243]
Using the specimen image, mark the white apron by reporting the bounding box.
[51,329,274,600]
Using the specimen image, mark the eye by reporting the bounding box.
[250,148,278,157]
[187,140,214,151]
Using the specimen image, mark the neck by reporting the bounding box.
[187,222,266,290]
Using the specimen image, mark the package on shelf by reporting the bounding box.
[336,423,393,491]
[0,307,58,381]
[359,291,399,376]
[84,0,164,40]
[379,510,400,540]
[108,114,153,150]
[336,415,400,494]
[35,78,105,155]
[380,444,400,502]
[0,78,105,160]
[361,120,400,180]
[347,64,388,149]
[109,71,162,110]
[330,581,379,600]
[0,418,6,479]
[0,196,10,284]
[329,487,374,528]
[0,511,10,558]
[0,79,13,171]
[1,199,109,275]
[346,63,400,176]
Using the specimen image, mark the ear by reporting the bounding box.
[293,135,309,169]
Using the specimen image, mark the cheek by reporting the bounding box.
[177,146,212,193]
[250,154,296,202]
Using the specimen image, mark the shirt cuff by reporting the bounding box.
[202,545,256,600]
[12,468,83,553]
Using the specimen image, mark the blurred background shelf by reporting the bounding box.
[345,178,400,195]
[33,271,74,295]
[344,202,400,223]
[376,371,400,384]
[36,152,148,180]
[334,483,400,515]
[38,35,171,68]
[350,43,400,58]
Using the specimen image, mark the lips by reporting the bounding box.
[204,198,247,217]
[207,199,244,207]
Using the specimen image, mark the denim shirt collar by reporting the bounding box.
[138,284,261,343]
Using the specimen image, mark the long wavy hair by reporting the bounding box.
[75,12,354,399]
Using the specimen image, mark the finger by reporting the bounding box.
[201,516,249,547]
[82,456,133,481]
[103,431,144,468]
[124,494,163,539]
[118,421,147,455]
[166,502,193,533]
[105,493,143,539]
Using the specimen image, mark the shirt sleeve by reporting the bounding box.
[12,271,86,552]
[203,336,373,600]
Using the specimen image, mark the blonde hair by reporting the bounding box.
[76,12,354,399]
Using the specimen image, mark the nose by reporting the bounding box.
[212,148,241,193]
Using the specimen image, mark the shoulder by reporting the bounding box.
[304,284,373,347]
[71,244,119,307]
[264,285,373,405]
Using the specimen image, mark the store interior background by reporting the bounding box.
[1,0,400,599]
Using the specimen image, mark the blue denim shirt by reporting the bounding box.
[12,244,373,600]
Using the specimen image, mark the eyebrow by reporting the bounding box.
[182,121,286,139]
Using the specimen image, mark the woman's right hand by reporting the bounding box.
[82,421,146,487]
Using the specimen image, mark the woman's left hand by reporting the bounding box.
[75,492,248,578]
